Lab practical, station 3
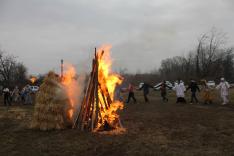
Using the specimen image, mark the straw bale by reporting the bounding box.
[31,72,71,130]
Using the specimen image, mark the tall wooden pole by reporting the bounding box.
[94,47,99,130]
[61,59,64,79]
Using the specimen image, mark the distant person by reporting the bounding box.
[159,81,172,102]
[216,78,230,105]
[126,83,137,104]
[139,82,153,103]
[9,90,13,103]
[24,85,32,105]
[20,87,26,103]
[3,87,11,106]
[201,80,213,104]
[187,79,200,104]
[12,86,20,103]
[173,80,186,103]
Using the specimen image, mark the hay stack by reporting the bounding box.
[31,72,70,131]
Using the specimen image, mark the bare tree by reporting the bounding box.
[196,34,207,77]
[197,28,227,77]
[0,50,28,88]
[159,28,233,82]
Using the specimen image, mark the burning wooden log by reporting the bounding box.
[73,47,124,132]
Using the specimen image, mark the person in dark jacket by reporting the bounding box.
[187,79,200,104]
[159,81,172,102]
[126,83,137,104]
[3,87,11,106]
[139,82,153,103]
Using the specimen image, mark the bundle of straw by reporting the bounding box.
[31,72,70,130]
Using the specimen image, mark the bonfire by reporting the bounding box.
[32,45,124,132]
[73,45,124,132]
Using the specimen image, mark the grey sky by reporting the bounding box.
[0,0,234,75]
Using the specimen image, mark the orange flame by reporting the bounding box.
[30,77,37,84]
[61,64,77,120]
[96,45,124,129]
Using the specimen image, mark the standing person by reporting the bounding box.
[173,80,186,103]
[187,79,200,104]
[12,86,20,103]
[159,81,172,102]
[126,83,137,104]
[216,78,230,105]
[20,87,26,103]
[201,80,213,104]
[25,85,32,105]
[3,87,11,106]
[139,82,153,103]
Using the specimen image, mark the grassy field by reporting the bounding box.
[1,89,234,156]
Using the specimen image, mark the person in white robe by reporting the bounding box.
[173,80,186,103]
[216,78,230,105]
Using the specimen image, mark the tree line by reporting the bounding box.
[159,29,234,83]
[1,29,233,89]
[0,50,28,89]
[122,29,234,85]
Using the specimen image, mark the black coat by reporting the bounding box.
[140,83,153,95]
[187,82,200,93]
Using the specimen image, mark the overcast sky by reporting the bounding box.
[0,0,234,75]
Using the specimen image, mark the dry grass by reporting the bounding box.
[1,89,234,156]
[31,72,70,131]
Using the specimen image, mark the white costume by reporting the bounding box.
[216,79,230,105]
[3,88,10,93]
[12,87,20,102]
[173,82,186,98]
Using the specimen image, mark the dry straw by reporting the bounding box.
[31,72,71,131]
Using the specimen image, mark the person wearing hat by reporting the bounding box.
[216,78,230,105]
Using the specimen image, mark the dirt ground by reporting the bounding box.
[1,89,234,156]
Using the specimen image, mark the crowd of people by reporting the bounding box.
[1,77,232,107]
[2,85,33,107]
[124,77,231,105]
